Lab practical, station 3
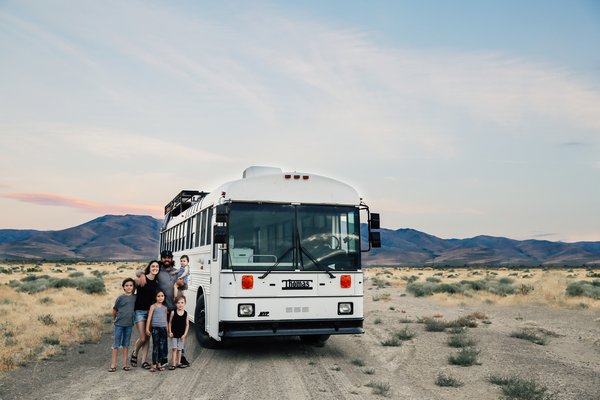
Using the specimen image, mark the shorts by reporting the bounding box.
[134,310,148,324]
[169,337,185,350]
[112,325,133,349]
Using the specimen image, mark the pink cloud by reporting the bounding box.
[0,192,162,217]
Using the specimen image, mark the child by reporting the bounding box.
[173,255,190,299]
[167,296,189,369]
[145,289,168,372]
[109,278,136,372]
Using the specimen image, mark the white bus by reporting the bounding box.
[160,166,381,347]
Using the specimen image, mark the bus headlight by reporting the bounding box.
[338,302,353,315]
[238,303,255,317]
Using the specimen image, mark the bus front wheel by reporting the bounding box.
[299,334,330,347]
[194,296,221,349]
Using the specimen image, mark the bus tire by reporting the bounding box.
[194,296,221,349]
[299,334,330,347]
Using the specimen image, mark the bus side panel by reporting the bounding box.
[185,250,211,324]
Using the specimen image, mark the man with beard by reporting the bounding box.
[157,250,176,312]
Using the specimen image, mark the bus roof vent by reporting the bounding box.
[243,166,283,179]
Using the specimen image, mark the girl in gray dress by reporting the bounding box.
[145,289,168,372]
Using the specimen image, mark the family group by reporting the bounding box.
[109,250,191,372]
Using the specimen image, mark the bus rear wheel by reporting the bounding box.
[194,296,221,349]
[299,334,330,347]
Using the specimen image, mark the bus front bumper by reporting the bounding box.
[219,318,364,337]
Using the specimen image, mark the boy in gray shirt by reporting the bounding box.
[109,278,136,372]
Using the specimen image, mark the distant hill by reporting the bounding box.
[0,215,161,260]
[362,227,600,266]
[1,215,599,265]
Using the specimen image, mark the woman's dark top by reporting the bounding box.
[134,276,158,311]
[170,310,188,338]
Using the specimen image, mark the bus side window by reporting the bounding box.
[206,207,213,245]
[200,210,207,246]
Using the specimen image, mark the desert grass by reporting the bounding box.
[489,375,556,400]
[366,267,600,309]
[394,327,416,341]
[509,327,557,345]
[448,347,481,366]
[365,380,391,397]
[381,337,401,346]
[447,333,477,348]
[0,262,140,372]
[435,372,464,387]
[351,358,366,366]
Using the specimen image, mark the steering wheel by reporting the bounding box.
[326,235,341,250]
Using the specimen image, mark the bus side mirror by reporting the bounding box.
[214,225,228,244]
[370,231,381,248]
[215,205,228,224]
[370,213,380,230]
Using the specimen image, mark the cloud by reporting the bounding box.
[531,232,559,239]
[560,141,589,147]
[0,122,233,162]
[0,192,162,217]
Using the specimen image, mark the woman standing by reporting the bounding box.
[130,260,159,369]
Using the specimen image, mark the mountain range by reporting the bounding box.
[0,215,599,266]
[362,227,600,266]
[0,215,161,260]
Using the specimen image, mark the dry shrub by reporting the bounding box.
[368,268,598,309]
[0,262,141,372]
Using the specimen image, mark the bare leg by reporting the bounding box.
[123,347,129,368]
[132,320,148,364]
[172,348,177,367]
[110,348,118,369]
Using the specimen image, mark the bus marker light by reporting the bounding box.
[340,275,351,288]
[338,302,353,315]
[294,175,300,179]
[284,174,291,179]
[238,303,255,317]
[242,275,253,289]
[303,175,309,180]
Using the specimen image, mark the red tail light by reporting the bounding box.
[340,275,351,288]
[242,275,254,289]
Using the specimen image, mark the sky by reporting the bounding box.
[0,0,599,242]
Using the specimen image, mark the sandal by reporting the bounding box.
[149,367,156,372]
[141,362,151,369]
[168,365,176,370]
[123,366,131,371]
[158,366,166,371]
[130,353,138,367]
[108,367,116,372]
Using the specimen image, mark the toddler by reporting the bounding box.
[173,255,190,299]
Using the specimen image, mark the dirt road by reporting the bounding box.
[2,272,600,400]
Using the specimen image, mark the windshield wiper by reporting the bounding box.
[258,246,294,279]
[298,245,335,278]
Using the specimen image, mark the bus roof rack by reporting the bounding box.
[164,190,208,217]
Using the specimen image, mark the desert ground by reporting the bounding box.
[0,263,599,400]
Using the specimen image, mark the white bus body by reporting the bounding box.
[160,166,380,347]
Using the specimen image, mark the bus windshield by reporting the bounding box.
[225,203,361,272]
